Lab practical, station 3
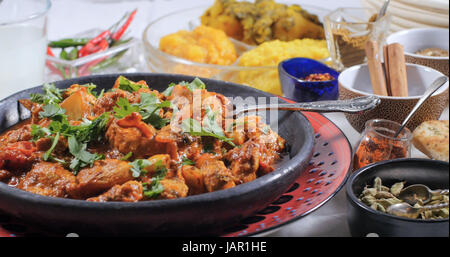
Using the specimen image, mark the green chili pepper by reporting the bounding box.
[89,49,127,72]
[48,38,91,48]
[59,48,69,60]
[67,47,78,60]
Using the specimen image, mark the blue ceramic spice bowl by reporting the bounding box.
[278,58,339,102]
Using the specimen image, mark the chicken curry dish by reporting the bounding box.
[0,76,286,202]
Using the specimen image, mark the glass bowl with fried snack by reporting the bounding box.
[142,1,331,96]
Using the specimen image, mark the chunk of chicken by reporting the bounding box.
[224,141,260,184]
[87,181,143,202]
[17,162,76,197]
[179,165,206,195]
[0,141,40,171]
[0,125,32,148]
[197,155,235,192]
[67,159,133,199]
[158,177,189,199]
[106,118,157,159]
[225,138,281,182]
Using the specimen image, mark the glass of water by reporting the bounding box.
[0,0,51,100]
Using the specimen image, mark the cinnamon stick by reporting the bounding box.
[386,43,409,97]
[365,40,388,96]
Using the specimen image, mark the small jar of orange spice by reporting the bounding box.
[353,119,412,170]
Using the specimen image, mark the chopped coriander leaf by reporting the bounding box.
[43,132,60,161]
[120,152,133,161]
[68,135,104,173]
[47,112,110,143]
[142,181,164,199]
[141,161,168,198]
[162,82,176,97]
[186,77,206,92]
[181,108,236,147]
[30,124,51,141]
[79,83,97,95]
[113,97,140,119]
[161,78,206,97]
[33,112,109,172]
[76,112,110,143]
[181,157,196,166]
[39,103,66,120]
[145,114,170,130]
[117,76,145,93]
[129,159,167,178]
[30,83,65,104]
[129,159,153,178]
[138,93,164,120]
[113,93,171,129]
[203,108,226,137]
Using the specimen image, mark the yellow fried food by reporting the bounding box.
[159,25,238,65]
[237,39,329,95]
[201,0,325,45]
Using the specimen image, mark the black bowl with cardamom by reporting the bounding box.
[346,158,449,237]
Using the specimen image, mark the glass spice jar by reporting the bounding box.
[353,119,412,170]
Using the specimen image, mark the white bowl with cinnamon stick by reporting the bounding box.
[338,59,449,133]
[387,28,449,76]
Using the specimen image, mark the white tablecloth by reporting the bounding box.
[44,0,450,237]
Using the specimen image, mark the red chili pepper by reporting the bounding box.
[78,30,111,57]
[111,9,137,41]
[47,46,55,56]
[46,47,64,78]
[78,39,109,76]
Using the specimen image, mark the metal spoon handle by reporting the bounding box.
[419,203,449,211]
[235,95,380,116]
[431,189,449,196]
[377,0,391,20]
[393,76,448,138]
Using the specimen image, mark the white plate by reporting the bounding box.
[361,0,449,32]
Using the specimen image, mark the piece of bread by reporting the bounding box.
[412,120,449,162]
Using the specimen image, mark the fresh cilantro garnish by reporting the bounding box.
[129,159,153,178]
[79,83,97,96]
[68,135,104,172]
[30,124,51,141]
[162,78,206,97]
[39,103,66,120]
[43,132,60,161]
[113,97,140,119]
[181,157,195,166]
[181,108,235,147]
[120,152,133,161]
[117,76,145,93]
[142,181,164,199]
[162,82,176,97]
[31,113,110,173]
[143,161,168,198]
[129,159,168,198]
[30,83,65,104]
[186,77,206,92]
[113,93,171,129]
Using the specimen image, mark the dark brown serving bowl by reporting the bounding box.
[0,73,314,236]
[346,158,449,237]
